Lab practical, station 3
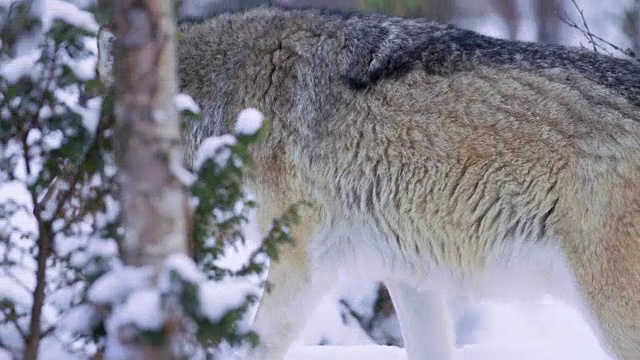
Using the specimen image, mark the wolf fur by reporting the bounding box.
[174,7,640,360]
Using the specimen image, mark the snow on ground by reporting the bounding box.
[287,297,611,359]
[285,345,406,360]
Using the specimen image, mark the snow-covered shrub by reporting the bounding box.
[0,1,299,359]
[0,1,118,358]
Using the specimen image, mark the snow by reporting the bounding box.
[0,180,33,211]
[58,304,99,336]
[37,337,82,360]
[87,266,153,305]
[174,93,201,114]
[171,161,198,186]
[43,0,99,33]
[0,348,10,360]
[94,193,119,226]
[282,336,608,360]
[286,295,612,360]
[54,88,103,133]
[298,289,374,346]
[164,253,206,284]
[235,108,264,136]
[199,278,256,323]
[99,288,166,358]
[0,51,41,84]
[86,238,119,259]
[285,345,405,360]
[0,274,33,307]
[162,254,257,324]
[102,288,164,360]
[194,134,237,170]
[79,97,103,133]
[0,0,98,85]
[113,288,164,330]
[64,36,99,81]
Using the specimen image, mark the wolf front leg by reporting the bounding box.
[249,207,334,360]
[386,281,456,360]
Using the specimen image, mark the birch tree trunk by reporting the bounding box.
[110,0,188,357]
[111,0,188,269]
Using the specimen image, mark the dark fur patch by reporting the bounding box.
[310,9,640,107]
[180,5,640,107]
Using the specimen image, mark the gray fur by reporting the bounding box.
[175,7,640,360]
[325,8,640,103]
[177,7,640,164]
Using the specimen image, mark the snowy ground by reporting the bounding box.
[285,345,405,360]
[289,296,612,360]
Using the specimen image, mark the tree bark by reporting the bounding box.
[23,202,52,360]
[110,0,188,358]
[111,0,188,269]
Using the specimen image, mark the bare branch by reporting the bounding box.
[22,45,60,360]
[571,0,597,52]
[558,0,640,62]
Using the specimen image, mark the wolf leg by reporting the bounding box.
[249,212,334,360]
[386,281,456,360]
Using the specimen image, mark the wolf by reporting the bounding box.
[100,5,640,360]
[176,8,640,359]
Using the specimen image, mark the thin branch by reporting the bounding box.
[2,268,34,295]
[558,0,640,62]
[39,324,56,339]
[23,187,52,360]
[49,122,109,221]
[571,0,597,52]
[1,306,28,340]
[22,39,61,360]
[17,39,59,141]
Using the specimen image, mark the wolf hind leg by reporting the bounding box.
[563,229,640,360]
[555,172,640,360]
[249,210,334,360]
[386,281,456,360]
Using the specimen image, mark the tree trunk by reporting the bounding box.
[535,0,561,44]
[111,0,188,269]
[110,0,189,358]
[633,0,640,57]
[493,0,520,40]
